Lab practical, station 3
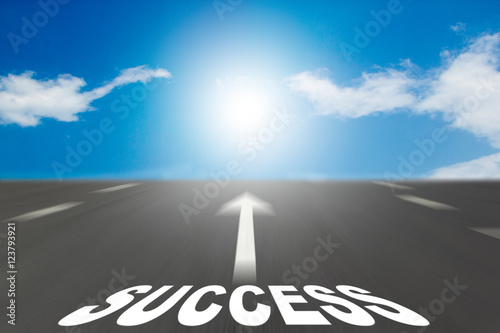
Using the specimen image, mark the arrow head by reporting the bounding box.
[217,192,275,216]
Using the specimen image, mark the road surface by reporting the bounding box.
[1,181,499,332]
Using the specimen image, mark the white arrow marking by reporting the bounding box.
[217,192,275,285]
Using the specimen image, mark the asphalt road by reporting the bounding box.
[1,181,499,332]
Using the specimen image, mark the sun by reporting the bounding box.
[223,86,270,132]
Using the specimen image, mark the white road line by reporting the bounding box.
[395,194,458,210]
[4,202,84,222]
[92,183,140,194]
[217,192,275,285]
[469,227,500,240]
[372,181,414,191]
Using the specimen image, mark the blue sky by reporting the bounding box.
[1,0,500,180]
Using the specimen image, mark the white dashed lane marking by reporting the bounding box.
[372,181,414,191]
[4,202,84,222]
[395,194,458,210]
[469,227,500,240]
[92,183,140,194]
[394,194,500,241]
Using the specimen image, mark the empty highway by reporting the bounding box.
[1,181,499,332]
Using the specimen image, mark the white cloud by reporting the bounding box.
[287,34,500,131]
[285,67,416,118]
[287,32,500,178]
[416,33,500,148]
[450,22,466,33]
[288,34,500,144]
[429,153,500,179]
[0,65,172,126]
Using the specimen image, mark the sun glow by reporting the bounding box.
[216,78,274,134]
[226,89,270,130]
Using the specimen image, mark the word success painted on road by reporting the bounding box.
[59,284,430,327]
[59,192,430,328]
